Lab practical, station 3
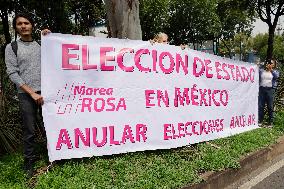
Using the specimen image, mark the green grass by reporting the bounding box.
[1,111,284,189]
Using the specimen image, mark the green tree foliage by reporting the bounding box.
[165,0,221,45]
[140,0,255,46]
[0,0,106,154]
[0,0,105,41]
[273,36,284,62]
[140,0,170,40]
[65,0,105,35]
[15,0,72,34]
[219,32,254,59]
[216,0,255,57]
[140,0,221,44]
[0,0,15,44]
[216,0,255,40]
[252,33,284,61]
[251,0,284,62]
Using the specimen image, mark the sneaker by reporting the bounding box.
[25,167,34,179]
[267,124,273,128]
[258,123,263,127]
[23,159,35,179]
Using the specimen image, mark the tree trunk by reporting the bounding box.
[256,0,284,62]
[105,0,142,40]
[74,12,78,34]
[0,9,12,44]
[221,39,232,59]
[266,26,276,62]
[51,0,68,33]
[0,83,3,112]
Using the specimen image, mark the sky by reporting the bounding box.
[252,16,284,36]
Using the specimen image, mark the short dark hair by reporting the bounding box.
[12,13,35,29]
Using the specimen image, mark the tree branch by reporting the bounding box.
[271,7,277,16]
[257,0,268,23]
[265,0,271,24]
[279,1,284,15]
[272,1,284,27]
[275,1,283,16]
[281,7,284,15]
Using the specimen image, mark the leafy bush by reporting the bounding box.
[0,52,22,155]
[275,62,284,111]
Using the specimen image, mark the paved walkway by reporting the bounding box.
[225,153,284,189]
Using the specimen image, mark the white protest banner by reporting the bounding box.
[42,33,259,162]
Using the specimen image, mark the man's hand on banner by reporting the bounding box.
[180,44,189,50]
[31,92,44,106]
[41,29,51,36]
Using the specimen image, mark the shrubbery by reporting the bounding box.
[0,55,22,155]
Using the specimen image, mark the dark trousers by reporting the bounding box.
[258,87,275,124]
[18,92,44,161]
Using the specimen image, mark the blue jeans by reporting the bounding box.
[18,92,45,160]
[258,87,275,124]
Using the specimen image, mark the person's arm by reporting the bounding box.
[5,44,26,88]
[259,68,262,84]
[5,44,44,105]
[272,70,280,79]
[180,44,189,50]
[41,29,51,36]
[20,84,43,105]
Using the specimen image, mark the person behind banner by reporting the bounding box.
[4,13,50,178]
[150,32,169,45]
[258,59,280,128]
[154,32,169,44]
[150,32,189,50]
